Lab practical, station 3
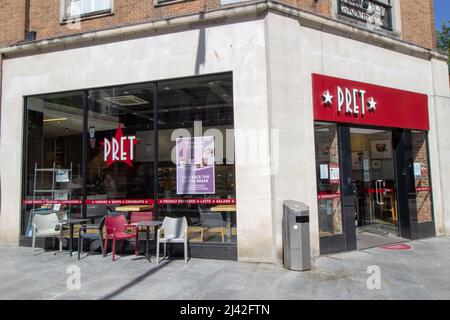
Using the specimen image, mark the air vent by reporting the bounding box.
[103,95,149,106]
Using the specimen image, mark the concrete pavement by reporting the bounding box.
[0,236,449,300]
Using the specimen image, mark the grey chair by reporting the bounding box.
[199,208,226,242]
[156,216,188,263]
[31,210,64,252]
[77,215,106,260]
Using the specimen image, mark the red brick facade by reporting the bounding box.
[0,0,437,50]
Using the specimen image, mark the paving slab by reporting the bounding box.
[0,237,449,299]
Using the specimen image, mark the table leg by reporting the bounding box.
[226,213,231,242]
[69,224,74,256]
[146,226,150,261]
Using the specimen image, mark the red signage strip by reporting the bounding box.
[317,192,341,200]
[312,74,429,130]
[158,198,236,205]
[24,198,235,205]
[23,200,83,205]
[85,199,154,205]
[416,187,432,192]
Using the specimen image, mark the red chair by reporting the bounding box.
[104,214,139,261]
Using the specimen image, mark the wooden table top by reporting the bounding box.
[210,205,236,212]
[115,205,153,212]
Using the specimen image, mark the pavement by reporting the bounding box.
[0,236,449,300]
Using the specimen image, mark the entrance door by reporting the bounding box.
[349,128,401,246]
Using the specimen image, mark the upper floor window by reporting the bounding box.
[62,0,112,21]
[337,0,393,31]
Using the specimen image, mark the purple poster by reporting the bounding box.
[176,136,215,195]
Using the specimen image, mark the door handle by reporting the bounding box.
[375,180,385,205]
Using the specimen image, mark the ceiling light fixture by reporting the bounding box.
[43,117,68,123]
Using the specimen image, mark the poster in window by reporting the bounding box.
[176,136,215,194]
[329,164,340,185]
[55,169,69,182]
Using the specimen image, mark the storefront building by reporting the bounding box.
[0,0,449,263]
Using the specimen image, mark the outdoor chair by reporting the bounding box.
[156,216,189,264]
[31,209,64,252]
[104,214,139,261]
[77,216,106,260]
[199,208,226,242]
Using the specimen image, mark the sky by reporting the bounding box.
[434,0,450,30]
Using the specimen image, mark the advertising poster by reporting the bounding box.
[329,164,340,185]
[176,136,215,194]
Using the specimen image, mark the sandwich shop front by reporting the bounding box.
[312,74,434,254]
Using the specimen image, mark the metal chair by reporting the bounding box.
[156,216,188,264]
[31,210,64,252]
[77,215,106,260]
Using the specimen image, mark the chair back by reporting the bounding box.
[199,208,225,228]
[32,211,60,235]
[130,211,153,224]
[105,214,127,235]
[162,216,187,239]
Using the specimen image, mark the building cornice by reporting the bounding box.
[0,0,447,62]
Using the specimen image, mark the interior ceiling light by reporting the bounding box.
[43,117,68,123]
[102,95,149,106]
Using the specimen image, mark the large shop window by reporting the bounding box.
[314,122,343,238]
[22,73,236,245]
[23,92,85,236]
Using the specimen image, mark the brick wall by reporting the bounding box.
[411,131,433,223]
[0,0,438,50]
[0,0,26,47]
[400,0,436,49]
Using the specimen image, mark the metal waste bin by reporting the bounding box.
[282,200,311,271]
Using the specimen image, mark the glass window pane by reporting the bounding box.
[22,92,84,236]
[314,122,343,237]
[157,73,236,243]
[87,84,155,220]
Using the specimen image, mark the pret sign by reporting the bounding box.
[312,74,429,130]
[100,124,140,167]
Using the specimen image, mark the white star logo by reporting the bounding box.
[368,97,377,111]
[322,90,333,105]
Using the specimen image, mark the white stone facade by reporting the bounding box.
[1,11,449,263]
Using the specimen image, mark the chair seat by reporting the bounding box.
[107,232,137,240]
[160,235,186,242]
[35,230,60,237]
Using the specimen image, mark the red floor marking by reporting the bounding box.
[379,243,413,251]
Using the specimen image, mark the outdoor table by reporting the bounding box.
[210,205,236,242]
[59,218,93,256]
[130,220,162,261]
[115,204,154,222]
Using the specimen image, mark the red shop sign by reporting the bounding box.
[312,74,429,130]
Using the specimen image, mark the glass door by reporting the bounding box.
[349,128,399,237]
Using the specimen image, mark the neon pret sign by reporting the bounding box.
[100,124,140,167]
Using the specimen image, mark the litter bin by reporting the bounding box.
[282,200,311,271]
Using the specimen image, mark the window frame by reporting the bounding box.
[60,0,114,23]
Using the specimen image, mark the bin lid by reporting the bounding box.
[283,200,309,215]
